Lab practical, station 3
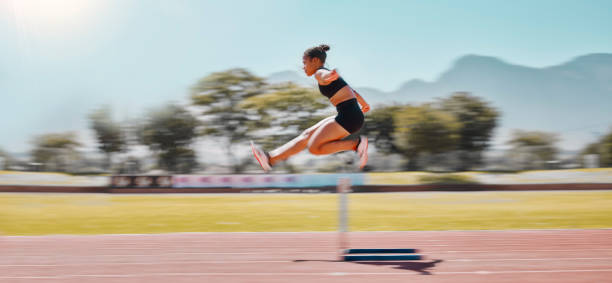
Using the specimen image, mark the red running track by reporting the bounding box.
[1,230,611,283]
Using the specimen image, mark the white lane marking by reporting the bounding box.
[5,248,612,258]
[449,257,612,262]
[0,260,292,266]
[2,269,612,279]
[442,248,612,253]
[436,269,612,275]
[3,257,612,267]
[2,227,611,238]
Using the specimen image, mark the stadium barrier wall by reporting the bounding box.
[171,174,365,189]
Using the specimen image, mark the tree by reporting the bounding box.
[507,130,559,170]
[88,106,125,171]
[600,129,612,167]
[0,147,10,170]
[240,83,331,148]
[30,133,81,172]
[393,104,460,170]
[191,68,267,172]
[361,104,403,154]
[581,128,612,167]
[140,105,198,173]
[438,92,499,170]
[240,83,331,171]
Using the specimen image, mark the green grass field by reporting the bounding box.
[1,191,611,235]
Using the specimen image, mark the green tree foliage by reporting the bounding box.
[361,104,403,154]
[507,130,559,170]
[30,133,81,172]
[439,92,499,170]
[582,142,600,156]
[362,93,499,171]
[140,105,198,173]
[240,83,331,149]
[191,68,266,172]
[0,147,10,170]
[88,106,125,171]
[393,104,461,170]
[582,128,612,167]
[601,130,612,167]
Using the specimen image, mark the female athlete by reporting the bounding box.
[251,44,370,172]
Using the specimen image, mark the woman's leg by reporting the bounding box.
[268,116,335,165]
[308,119,359,155]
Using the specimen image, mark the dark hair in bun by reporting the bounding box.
[304,44,330,63]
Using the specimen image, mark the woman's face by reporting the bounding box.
[302,56,321,76]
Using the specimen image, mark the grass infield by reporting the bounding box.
[1,191,611,235]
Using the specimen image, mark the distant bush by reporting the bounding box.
[418,174,479,184]
[67,172,109,176]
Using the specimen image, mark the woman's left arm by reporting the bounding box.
[315,69,339,85]
[351,88,370,113]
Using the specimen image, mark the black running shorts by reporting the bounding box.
[334,98,364,134]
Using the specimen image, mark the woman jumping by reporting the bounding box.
[251,44,370,172]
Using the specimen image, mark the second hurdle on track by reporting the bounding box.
[337,177,424,261]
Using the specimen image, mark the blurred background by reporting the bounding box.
[2,4,611,281]
[0,0,611,178]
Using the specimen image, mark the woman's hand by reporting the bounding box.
[361,103,370,113]
[350,87,370,113]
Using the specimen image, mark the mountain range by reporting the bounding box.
[268,54,612,149]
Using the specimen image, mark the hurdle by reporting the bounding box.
[337,177,423,261]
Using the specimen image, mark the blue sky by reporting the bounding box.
[1,0,611,153]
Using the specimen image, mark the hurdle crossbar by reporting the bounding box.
[343,254,423,261]
[345,248,420,254]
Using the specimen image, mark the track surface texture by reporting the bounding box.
[2,230,611,282]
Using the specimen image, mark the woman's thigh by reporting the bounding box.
[300,115,336,139]
[307,119,350,154]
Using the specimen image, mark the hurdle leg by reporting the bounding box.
[337,177,351,261]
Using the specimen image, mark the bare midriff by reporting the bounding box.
[328,85,356,106]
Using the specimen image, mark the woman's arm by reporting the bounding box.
[351,88,370,113]
[315,68,339,85]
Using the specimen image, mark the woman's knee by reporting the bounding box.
[295,129,313,146]
[307,140,324,155]
[308,145,324,155]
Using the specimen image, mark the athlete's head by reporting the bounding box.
[303,44,330,76]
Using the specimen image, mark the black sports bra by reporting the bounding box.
[317,67,348,99]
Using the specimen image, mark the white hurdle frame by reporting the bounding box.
[337,177,351,260]
[336,177,423,261]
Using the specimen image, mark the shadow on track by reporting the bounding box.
[353,259,444,275]
[293,259,443,275]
